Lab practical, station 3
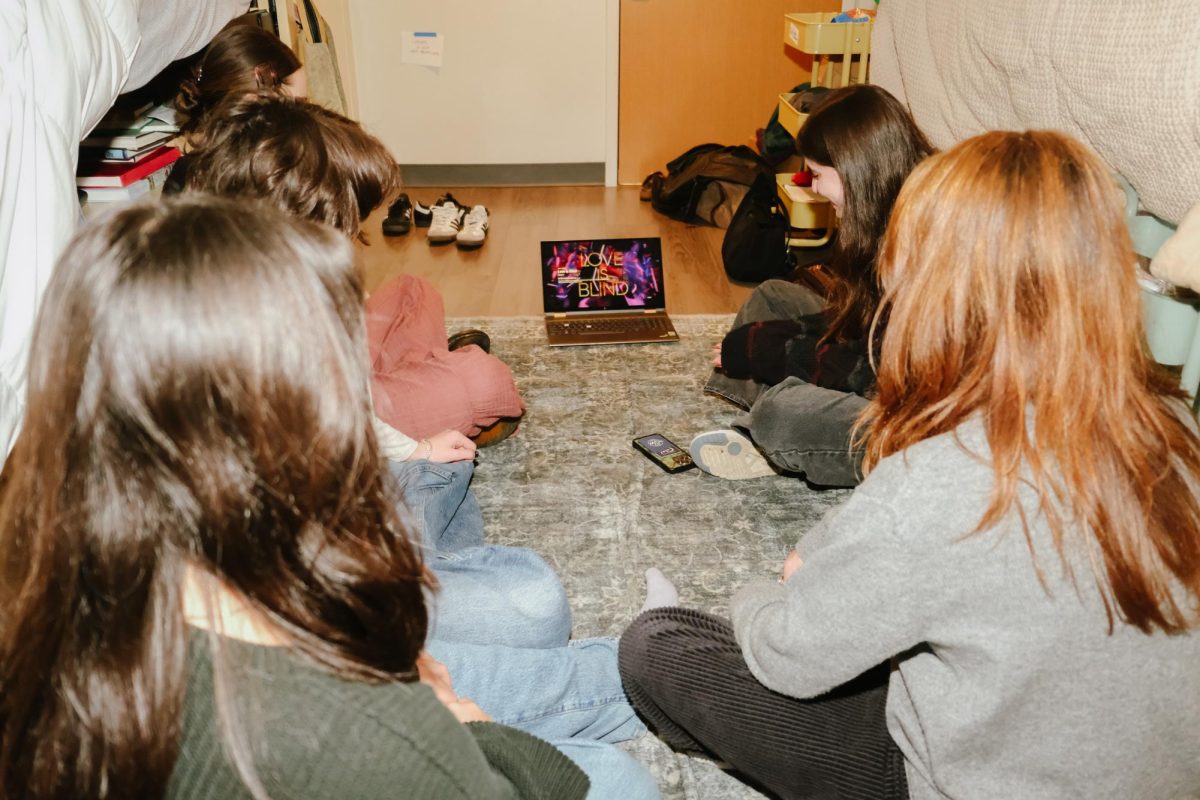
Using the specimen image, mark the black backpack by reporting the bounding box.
[721,172,793,283]
[644,144,771,228]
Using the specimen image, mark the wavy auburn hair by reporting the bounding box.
[861,130,1200,634]
[0,196,431,800]
[797,84,933,344]
[184,94,401,242]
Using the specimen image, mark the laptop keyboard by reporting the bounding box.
[548,317,670,336]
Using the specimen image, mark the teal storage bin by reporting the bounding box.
[1122,176,1195,398]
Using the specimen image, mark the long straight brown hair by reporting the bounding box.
[797,84,933,344]
[861,130,1200,634]
[0,196,431,799]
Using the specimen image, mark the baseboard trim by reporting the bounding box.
[398,163,606,187]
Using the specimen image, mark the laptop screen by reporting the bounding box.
[541,238,666,313]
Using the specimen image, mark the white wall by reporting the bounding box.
[348,0,612,166]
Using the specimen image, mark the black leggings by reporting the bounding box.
[619,607,908,800]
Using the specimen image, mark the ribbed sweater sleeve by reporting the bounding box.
[466,723,591,800]
[169,634,589,800]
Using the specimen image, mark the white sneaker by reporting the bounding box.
[456,205,489,248]
[427,200,465,243]
[689,429,777,480]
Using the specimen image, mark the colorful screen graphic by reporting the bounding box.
[541,238,666,313]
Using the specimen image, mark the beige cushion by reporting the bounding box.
[1150,202,1200,292]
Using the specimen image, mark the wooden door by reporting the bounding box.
[618,0,838,185]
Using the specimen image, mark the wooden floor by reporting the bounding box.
[359,186,753,317]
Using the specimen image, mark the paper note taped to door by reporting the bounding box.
[401,31,444,67]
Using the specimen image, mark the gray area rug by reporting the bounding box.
[456,315,852,800]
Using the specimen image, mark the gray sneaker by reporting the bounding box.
[689,429,777,480]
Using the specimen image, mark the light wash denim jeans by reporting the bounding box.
[389,459,483,553]
[426,542,572,646]
[427,636,644,743]
[704,279,867,487]
[553,738,661,800]
[386,459,650,770]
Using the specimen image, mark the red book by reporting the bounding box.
[77,146,180,188]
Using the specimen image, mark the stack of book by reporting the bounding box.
[78,102,182,204]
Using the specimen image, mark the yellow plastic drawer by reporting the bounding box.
[776,173,832,230]
[778,93,807,138]
[783,12,873,55]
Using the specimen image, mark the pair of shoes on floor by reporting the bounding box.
[448,328,491,353]
[473,416,520,447]
[418,193,489,248]
[689,429,778,480]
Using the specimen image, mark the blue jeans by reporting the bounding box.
[388,458,648,748]
[427,543,572,647]
[427,635,645,743]
[388,459,482,552]
[554,738,661,800]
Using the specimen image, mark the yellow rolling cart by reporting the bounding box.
[775,12,874,248]
[778,14,874,138]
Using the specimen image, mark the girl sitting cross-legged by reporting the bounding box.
[176,29,524,446]
[692,83,933,486]
[621,130,1200,800]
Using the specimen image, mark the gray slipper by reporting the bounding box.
[689,429,777,480]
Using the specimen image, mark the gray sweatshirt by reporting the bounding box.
[731,419,1200,800]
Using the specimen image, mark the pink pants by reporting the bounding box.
[366,275,525,439]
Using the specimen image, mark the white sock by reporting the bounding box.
[641,567,679,613]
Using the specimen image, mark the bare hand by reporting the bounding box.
[781,550,804,582]
[445,698,493,723]
[424,430,477,463]
[417,652,493,722]
[417,651,458,705]
[712,342,723,369]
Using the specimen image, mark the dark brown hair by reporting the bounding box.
[184,95,401,241]
[861,130,1200,634]
[176,19,302,137]
[797,83,933,344]
[0,196,431,799]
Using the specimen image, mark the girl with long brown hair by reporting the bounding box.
[694,84,933,486]
[0,196,595,800]
[620,131,1200,799]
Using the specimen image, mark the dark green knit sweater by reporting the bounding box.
[167,632,589,800]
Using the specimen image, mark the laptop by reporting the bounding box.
[541,237,680,346]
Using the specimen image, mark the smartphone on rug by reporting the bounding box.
[632,434,695,474]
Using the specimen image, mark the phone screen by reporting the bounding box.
[634,434,693,471]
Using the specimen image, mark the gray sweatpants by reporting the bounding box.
[705,280,867,487]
